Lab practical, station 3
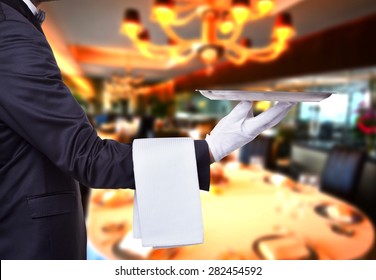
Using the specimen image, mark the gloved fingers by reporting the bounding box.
[247,105,254,118]
[224,101,253,124]
[243,101,296,135]
[210,101,253,133]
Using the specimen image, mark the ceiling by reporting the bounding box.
[42,0,376,82]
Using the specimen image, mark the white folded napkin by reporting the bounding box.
[132,138,203,248]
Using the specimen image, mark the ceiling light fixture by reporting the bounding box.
[121,0,295,68]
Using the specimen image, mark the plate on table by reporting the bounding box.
[113,242,147,260]
[314,203,364,224]
[112,232,152,260]
[197,89,332,102]
[253,234,318,260]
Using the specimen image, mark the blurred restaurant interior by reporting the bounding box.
[41,0,376,259]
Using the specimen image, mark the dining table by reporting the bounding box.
[86,162,375,260]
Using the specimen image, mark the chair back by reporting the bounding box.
[353,162,376,226]
[136,116,155,138]
[239,135,275,169]
[321,146,366,202]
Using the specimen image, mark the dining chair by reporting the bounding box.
[136,116,155,138]
[239,135,275,169]
[320,146,366,202]
[353,167,376,228]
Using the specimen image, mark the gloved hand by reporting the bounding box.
[206,101,296,162]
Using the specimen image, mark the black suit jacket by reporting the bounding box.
[0,0,210,260]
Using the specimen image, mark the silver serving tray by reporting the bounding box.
[197,89,332,102]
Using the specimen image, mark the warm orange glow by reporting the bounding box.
[168,52,194,66]
[257,0,274,15]
[136,43,152,58]
[56,49,94,97]
[231,6,250,24]
[42,17,94,99]
[274,26,295,42]
[153,6,176,25]
[121,22,141,39]
[169,47,180,60]
[70,45,170,70]
[136,42,168,61]
[54,51,94,97]
[52,51,80,76]
[70,76,95,97]
[202,10,218,44]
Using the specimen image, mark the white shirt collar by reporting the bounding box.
[22,0,38,16]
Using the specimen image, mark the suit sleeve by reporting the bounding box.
[0,20,210,190]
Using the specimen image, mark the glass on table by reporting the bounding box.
[250,156,265,170]
[297,173,309,187]
[297,173,321,207]
[297,173,320,193]
[308,174,320,193]
[273,184,291,233]
[288,192,307,220]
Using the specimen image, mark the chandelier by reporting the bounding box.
[120,0,295,67]
[103,62,144,113]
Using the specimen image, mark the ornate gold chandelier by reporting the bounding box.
[121,0,295,67]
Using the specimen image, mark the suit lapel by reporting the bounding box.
[0,0,44,34]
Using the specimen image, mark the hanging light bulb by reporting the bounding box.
[136,29,150,49]
[219,11,235,34]
[273,12,295,42]
[200,48,218,65]
[136,29,156,59]
[153,0,176,25]
[198,45,224,65]
[231,0,250,25]
[121,8,142,39]
[257,0,274,15]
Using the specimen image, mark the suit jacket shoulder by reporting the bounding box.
[0,2,28,24]
[0,1,43,33]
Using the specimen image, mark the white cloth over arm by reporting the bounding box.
[132,138,203,248]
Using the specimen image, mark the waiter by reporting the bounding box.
[0,0,295,259]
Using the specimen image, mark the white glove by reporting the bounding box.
[206,101,296,162]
